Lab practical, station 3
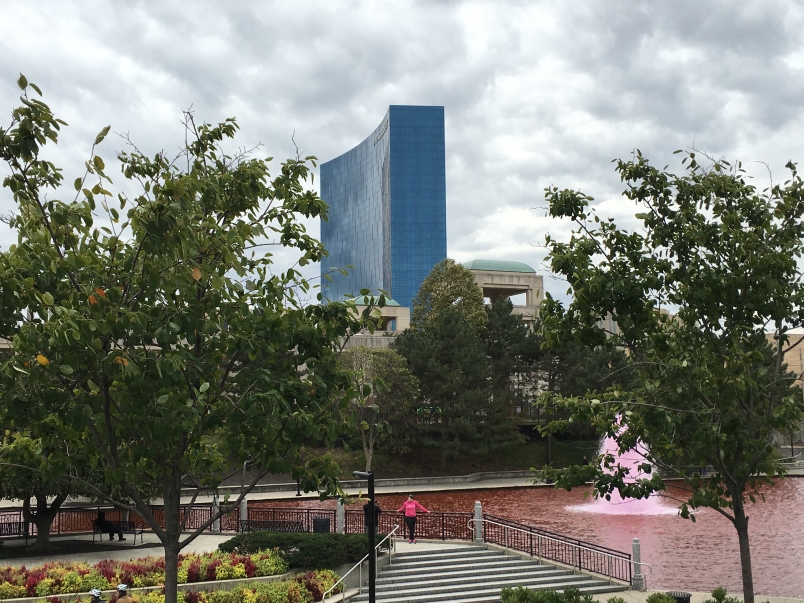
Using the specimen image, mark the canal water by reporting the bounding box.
[258,477,804,596]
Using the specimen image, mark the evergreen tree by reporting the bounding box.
[395,307,520,469]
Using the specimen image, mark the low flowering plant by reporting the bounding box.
[0,551,288,599]
[31,572,339,603]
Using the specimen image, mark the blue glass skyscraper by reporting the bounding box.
[320,106,447,309]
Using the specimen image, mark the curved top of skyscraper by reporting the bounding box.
[320,106,447,309]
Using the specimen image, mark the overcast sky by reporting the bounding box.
[2,0,804,302]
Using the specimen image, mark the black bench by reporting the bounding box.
[239,519,305,533]
[92,520,144,544]
[0,521,29,544]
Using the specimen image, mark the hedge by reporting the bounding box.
[218,532,387,570]
[500,587,596,603]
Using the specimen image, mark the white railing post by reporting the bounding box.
[336,498,345,534]
[632,537,645,591]
[473,501,483,543]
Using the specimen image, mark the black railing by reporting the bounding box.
[247,507,336,533]
[344,510,473,540]
[481,514,632,585]
[0,505,632,584]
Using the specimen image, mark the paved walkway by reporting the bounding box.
[3,470,802,509]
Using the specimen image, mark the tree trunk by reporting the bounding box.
[161,474,183,603]
[732,495,755,603]
[163,540,181,603]
[22,492,67,552]
[361,428,373,472]
[546,433,553,467]
[364,443,373,472]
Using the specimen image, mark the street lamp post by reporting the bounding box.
[352,471,375,603]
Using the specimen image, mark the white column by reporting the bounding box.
[240,496,248,526]
[212,495,221,533]
[632,537,645,591]
[337,498,346,534]
[474,501,483,542]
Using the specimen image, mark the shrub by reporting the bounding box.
[607,598,627,603]
[0,581,27,599]
[500,587,595,603]
[646,594,677,603]
[703,588,742,603]
[219,532,383,569]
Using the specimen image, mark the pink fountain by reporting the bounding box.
[568,433,676,515]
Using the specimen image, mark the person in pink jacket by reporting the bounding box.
[398,494,429,543]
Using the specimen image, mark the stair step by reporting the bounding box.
[376,567,574,588]
[351,579,625,603]
[390,551,502,564]
[384,557,540,573]
[391,547,493,559]
[380,560,561,579]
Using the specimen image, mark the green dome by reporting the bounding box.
[462,259,536,273]
[351,295,401,307]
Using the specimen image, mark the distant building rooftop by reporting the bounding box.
[462,259,536,273]
[352,296,402,307]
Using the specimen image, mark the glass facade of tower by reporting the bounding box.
[320,105,447,308]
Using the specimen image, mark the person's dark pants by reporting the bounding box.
[404,516,417,541]
[96,520,123,540]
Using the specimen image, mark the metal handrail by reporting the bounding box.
[469,518,632,585]
[319,524,399,602]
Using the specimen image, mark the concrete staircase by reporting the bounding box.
[348,542,628,603]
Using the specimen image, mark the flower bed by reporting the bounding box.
[43,572,339,603]
[0,551,288,599]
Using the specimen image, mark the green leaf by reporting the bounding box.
[157,394,169,404]
[94,125,111,146]
[87,380,100,393]
[42,292,54,306]
[29,82,42,96]
[59,365,74,375]
[199,382,210,393]
[74,178,82,191]
[17,74,28,90]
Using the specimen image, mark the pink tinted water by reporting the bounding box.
[267,479,804,596]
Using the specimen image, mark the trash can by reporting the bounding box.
[313,517,331,533]
[666,592,692,603]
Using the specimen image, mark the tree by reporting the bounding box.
[483,297,534,408]
[540,150,804,602]
[0,432,75,551]
[340,346,419,471]
[410,258,487,331]
[395,306,521,469]
[0,76,374,603]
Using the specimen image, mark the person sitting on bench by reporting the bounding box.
[94,511,126,541]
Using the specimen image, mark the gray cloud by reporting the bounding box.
[2,0,804,301]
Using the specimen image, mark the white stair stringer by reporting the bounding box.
[347,543,628,603]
